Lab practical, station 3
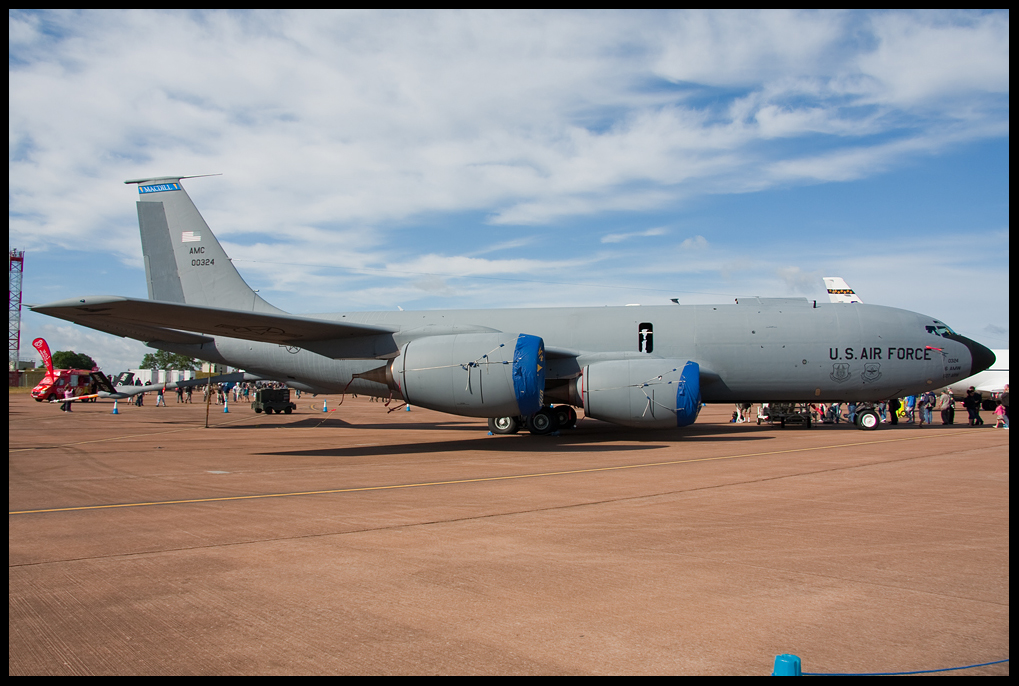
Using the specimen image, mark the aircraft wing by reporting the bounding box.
[32,296,400,358]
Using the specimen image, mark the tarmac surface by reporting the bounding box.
[9,393,1009,675]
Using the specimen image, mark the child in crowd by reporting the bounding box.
[993,401,1008,429]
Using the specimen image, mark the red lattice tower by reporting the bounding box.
[9,249,25,385]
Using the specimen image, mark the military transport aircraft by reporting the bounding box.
[32,177,994,434]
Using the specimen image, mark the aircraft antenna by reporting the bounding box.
[9,248,25,386]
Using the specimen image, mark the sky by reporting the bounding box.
[9,9,1010,373]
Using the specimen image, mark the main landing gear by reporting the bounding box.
[488,405,578,436]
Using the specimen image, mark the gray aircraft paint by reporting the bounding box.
[33,177,995,426]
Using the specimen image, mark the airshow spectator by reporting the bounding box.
[963,387,984,426]
[938,389,955,425]
[993,400,1008,429]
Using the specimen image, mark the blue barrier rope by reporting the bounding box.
[800,658,1008,676]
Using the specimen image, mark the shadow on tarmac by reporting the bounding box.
[258,422,776,458]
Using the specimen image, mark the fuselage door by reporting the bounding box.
[639,323,653,353]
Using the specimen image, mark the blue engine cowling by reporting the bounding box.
[581,359,701,428]
[394,333,545,418]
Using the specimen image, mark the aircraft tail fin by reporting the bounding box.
[823,276,863,304]
[90,370,117,394]
[126,177,283,313]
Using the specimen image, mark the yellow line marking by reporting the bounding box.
[10,429,992,515]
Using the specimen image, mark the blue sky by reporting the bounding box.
[9,10,1009,372]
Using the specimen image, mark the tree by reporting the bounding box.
[51,350,96,370]
[140,350,200,371]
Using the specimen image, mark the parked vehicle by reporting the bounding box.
[251,388,296,414]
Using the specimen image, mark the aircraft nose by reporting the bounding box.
[948,334,995,376]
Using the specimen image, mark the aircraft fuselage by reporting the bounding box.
[155,298,981,404]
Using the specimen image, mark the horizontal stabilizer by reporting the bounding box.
[32,296,398,351]
[72,316,214,346]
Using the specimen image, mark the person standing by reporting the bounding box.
[917,390,931,426]
[888,397,900,425]
[939,389,955,425]
[963,387,983,426]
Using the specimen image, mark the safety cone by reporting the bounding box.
[322,398,328,412]
[112,400,119,415]
[223,397,229,413]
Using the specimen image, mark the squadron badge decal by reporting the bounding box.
[830,363,851,383]
[861,363,883,383]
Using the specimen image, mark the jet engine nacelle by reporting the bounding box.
[393,332,545,418]
[582,359,701,428]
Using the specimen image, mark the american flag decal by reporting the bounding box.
[182,231,201,243]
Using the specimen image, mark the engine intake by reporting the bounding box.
[582,359,701,428]
[388,333,545,418]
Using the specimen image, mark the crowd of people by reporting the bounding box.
[125,380,295,407]
[68,374,1012,430]
[733,384,1008,429]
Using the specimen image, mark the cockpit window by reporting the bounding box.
[925,323,956,337]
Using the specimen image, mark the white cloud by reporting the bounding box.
[776,266,824,294]
[858,11,1010,106]
[601,227,668,244]
[679,235,708,250]
[8,10,1008,349]
[652,10,846,86]
[20,316,152,374]
[10,9,1009,250]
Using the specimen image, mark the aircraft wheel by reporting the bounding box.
[553,405,577,429]
[527,408,558,435]
[857,410,880,430]
[488,416,520,434]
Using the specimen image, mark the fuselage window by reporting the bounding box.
[925,323,956,338]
